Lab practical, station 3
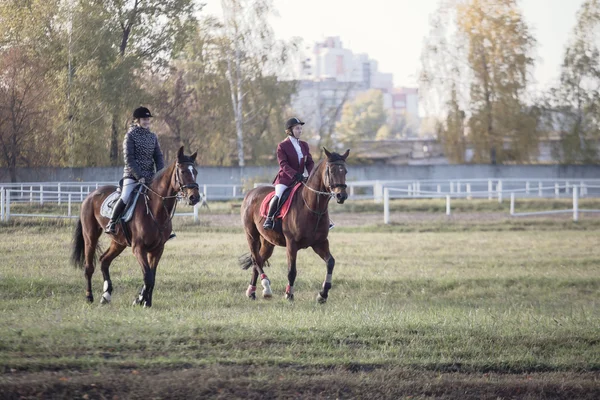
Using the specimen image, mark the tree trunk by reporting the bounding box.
[110,114,119,165]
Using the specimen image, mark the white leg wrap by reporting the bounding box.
[261,278,272,296]
[103,281,110,292]
[101,291,111,303]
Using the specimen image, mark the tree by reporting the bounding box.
[440,85,467,163]
[421,0,540,164]
[335,89,388,147]
[546,0,600,163]
[220,0,296,166]
[150,15,297,166]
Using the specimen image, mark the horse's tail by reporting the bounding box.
[238,253,254,270]
[238,253,270,270]
[71,219,86,269]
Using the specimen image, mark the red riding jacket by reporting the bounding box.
[272,137,314,186]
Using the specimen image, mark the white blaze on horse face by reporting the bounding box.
[188,165,196,180]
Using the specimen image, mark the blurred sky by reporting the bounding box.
[202,0,586,91]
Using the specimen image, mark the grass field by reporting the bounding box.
[0,210,599,399]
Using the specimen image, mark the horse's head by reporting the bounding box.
[323,147,350,204]
[173,146,200,206]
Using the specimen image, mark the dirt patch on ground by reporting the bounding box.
[1,366,599,399]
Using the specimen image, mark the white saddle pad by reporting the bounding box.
[100,188,142,222]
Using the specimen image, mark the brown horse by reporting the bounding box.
[71,146,200,307]
[240,148,349,302]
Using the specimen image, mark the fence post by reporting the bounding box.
[437,184,441,193]
[203,184,208,202]
[193,203,199,223]
[233,185,237,198]
[5,190,10,222]
[58,183,62,205]
[80,186,84,201]
[580,181,585,197]
[383,187,390,224]
[450,181,454,194]
[466,183,472,200]
[566,181,570,194]
[488,180,492,200]
[573,185,579,222]
[40,185,44,206]
[457,181,461,194]
[30,186,33,203]
[0,187,4,222]
[20,184,24,198]
[526,181,530,195]
[497,180,503,203]
[68,193,72,217]
[446,195,451,216]
[416,181,421,195]
[349,184,355,197]
[538,181,543,197]
[374,181,383,203]
[555,183,559,199]
[510,193,515,215]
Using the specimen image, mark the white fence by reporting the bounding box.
[0,182,244,222]
[3,178,600,223]
[383,182,600,224]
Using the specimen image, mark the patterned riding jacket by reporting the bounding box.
[122,126,165,180]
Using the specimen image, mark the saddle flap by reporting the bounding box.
[100,184,144,222]
[260,183,302,220]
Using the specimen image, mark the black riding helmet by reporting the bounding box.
[133,107,153,119]
[285,117,304,132]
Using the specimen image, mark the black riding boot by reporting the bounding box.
[263,195,280,230]
[105,199,127,234]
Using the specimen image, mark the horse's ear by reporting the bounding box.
[323,147,332,159]
[190,151,197,162]
[177,146,184,160]
[342,149,350,160]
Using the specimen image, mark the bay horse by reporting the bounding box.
[71,146,200,307]
[240,148,349,302]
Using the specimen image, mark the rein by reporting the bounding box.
[140,162,199,234]
[301,160,346,233]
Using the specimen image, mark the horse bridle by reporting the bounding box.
[302,160,347,197]
[175,162,200,196]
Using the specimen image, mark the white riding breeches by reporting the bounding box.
[120,178,137,203]
[274,184,288,198]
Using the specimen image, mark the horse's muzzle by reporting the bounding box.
[188,194,200,206]
[336,192,348,204]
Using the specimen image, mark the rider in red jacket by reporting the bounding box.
[263,117,314,230]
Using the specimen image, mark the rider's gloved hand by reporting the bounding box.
[138,177,146,184]
[294,173,304,182]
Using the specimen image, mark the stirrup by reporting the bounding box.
[263,217,275,230]
[105,221,117,234]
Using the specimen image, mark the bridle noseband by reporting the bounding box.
[302,160,347,197]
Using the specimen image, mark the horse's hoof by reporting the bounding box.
[248,292,256,300]
[86,295,94,304]
[133,297,143,306]
[317,293,327,304]
[285,293,294,301]
[100,292,111,305]
[263,292,272,299]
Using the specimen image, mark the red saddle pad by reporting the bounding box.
[260,183,302,220]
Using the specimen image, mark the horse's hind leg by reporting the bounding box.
[82,224,101,303]
[257,237,275,299]
[99,241,126,304]
[312,239,335,304]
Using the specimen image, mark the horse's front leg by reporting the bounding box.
[99,241,126,304]
[312,240,334,303]
[145,246,164,307]
[132,245,155,308]
[285,243,299,301]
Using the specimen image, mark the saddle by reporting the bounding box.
[100,182,144,222]
[260,182,302,220]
